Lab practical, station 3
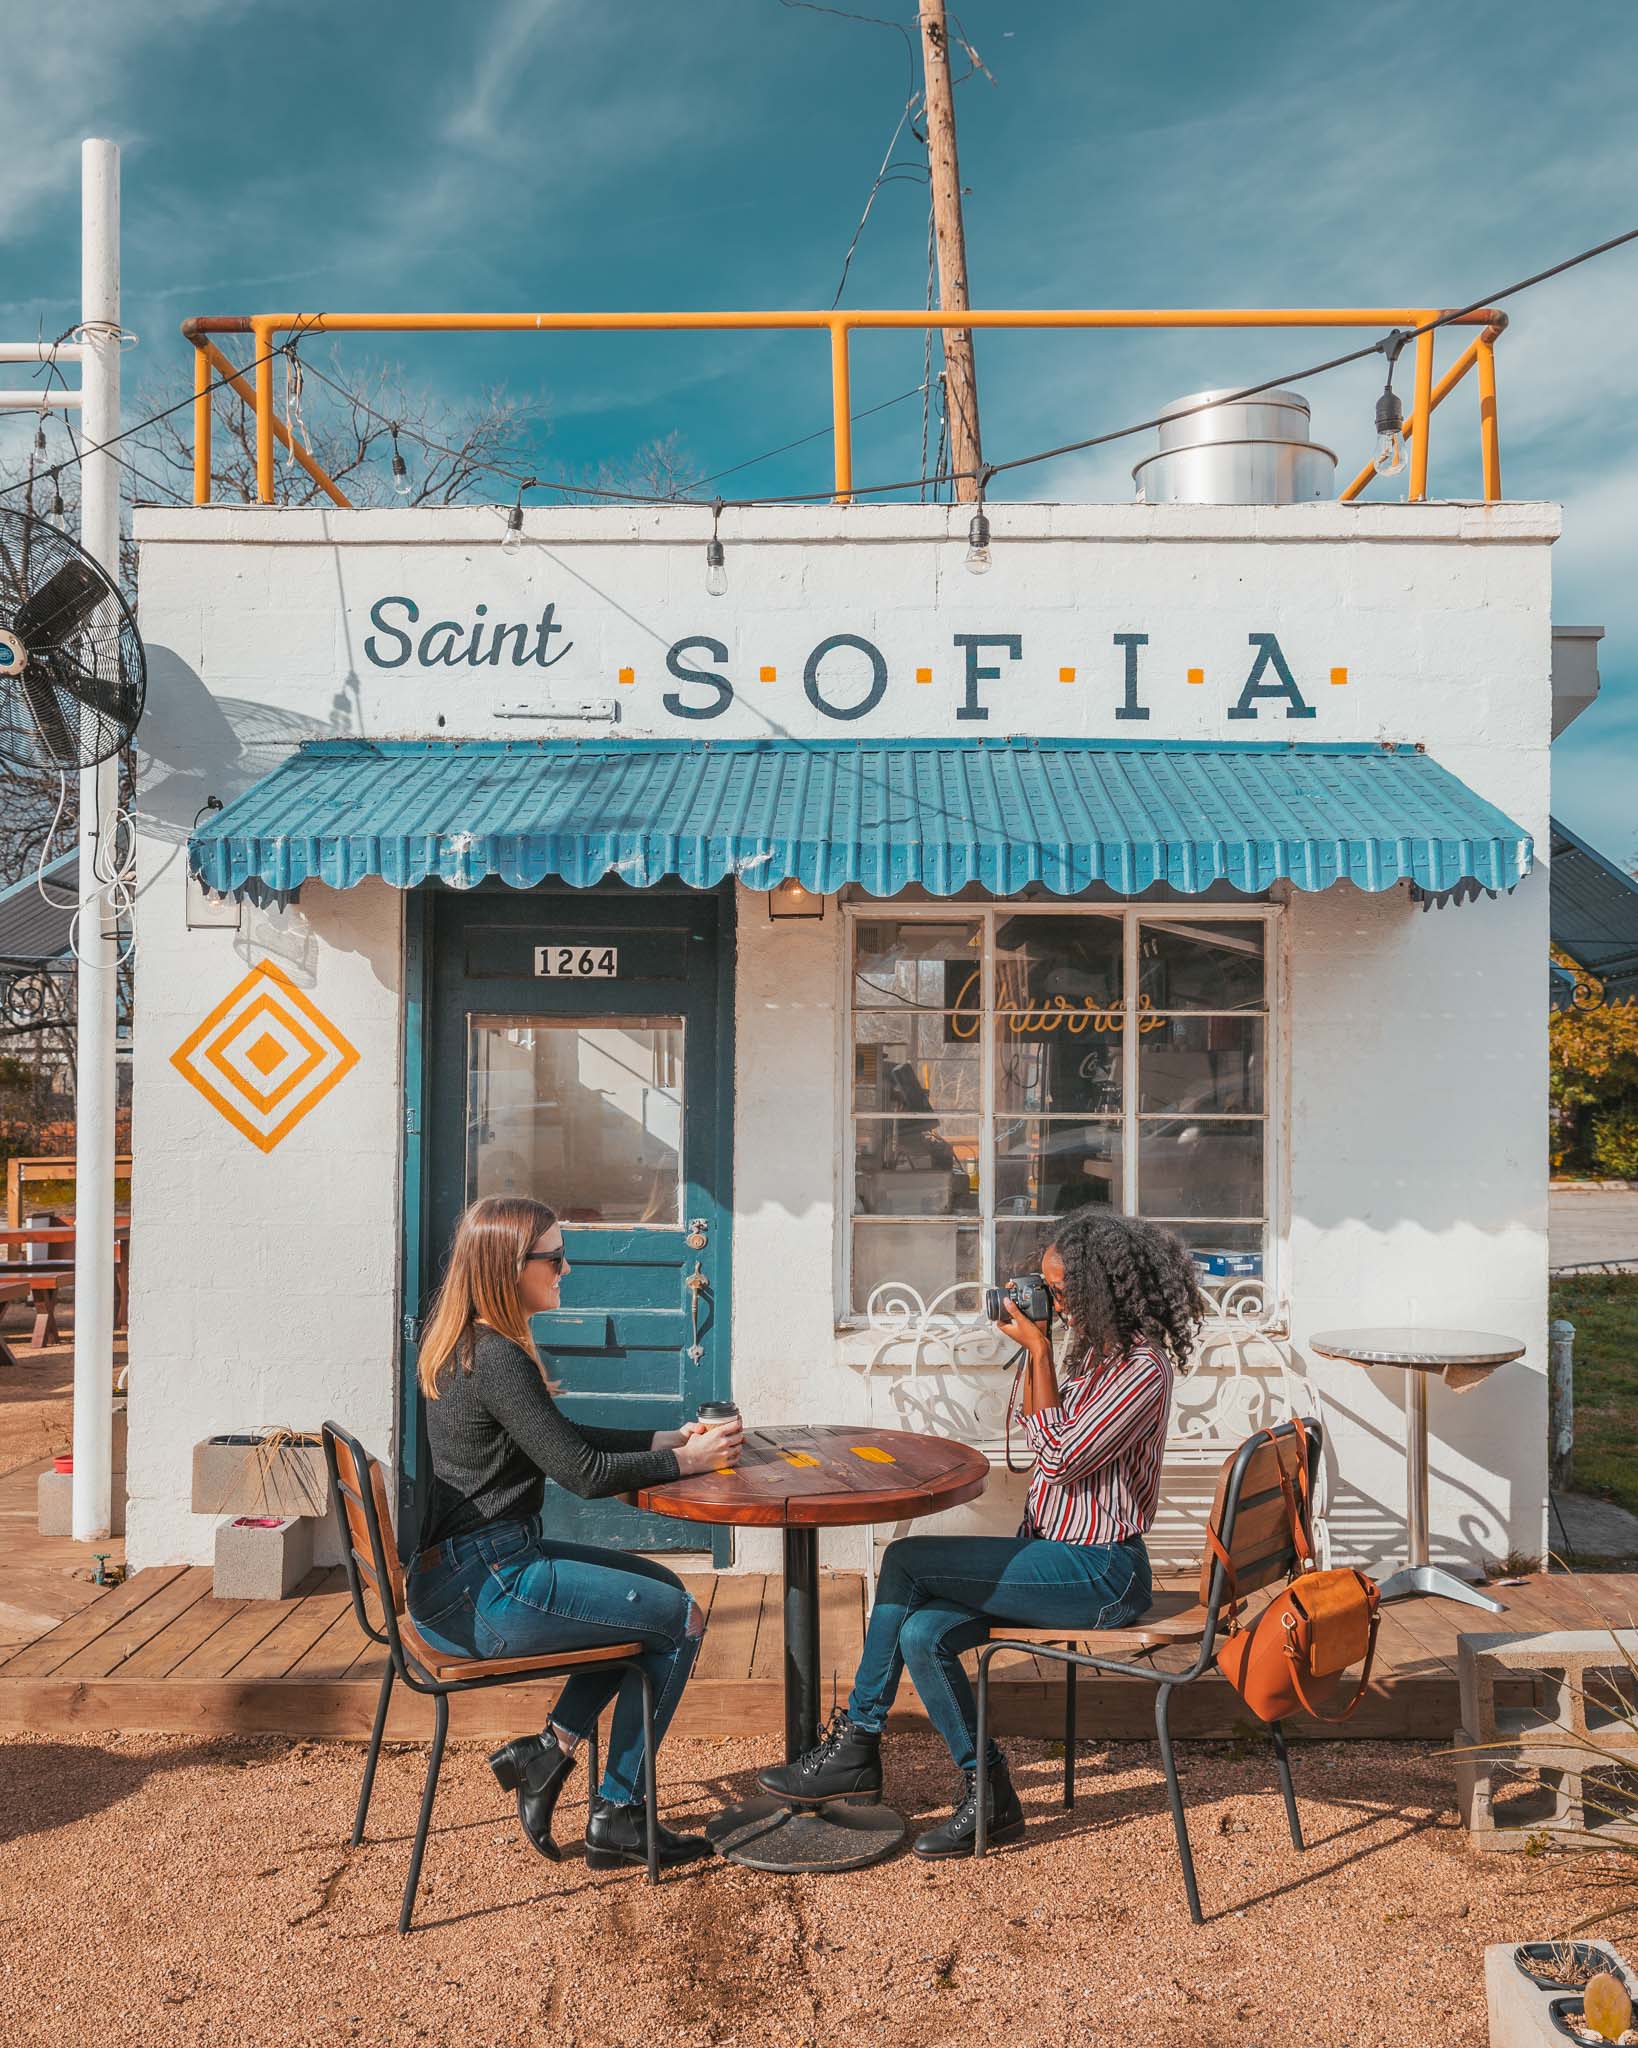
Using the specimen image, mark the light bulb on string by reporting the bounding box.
[33,415,47,455]
[1372,331,1408,478]
[502,488,525,552]
[390,425,412,498]
[964,468,996,575]
[49,472,64,523]
[705,499,727,597]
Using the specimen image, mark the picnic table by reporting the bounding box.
[631,1422,990,1871]
[0,1225,131,1360]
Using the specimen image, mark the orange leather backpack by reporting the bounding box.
[1211,1419,1381,1725]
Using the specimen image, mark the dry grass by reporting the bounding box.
[2,1728,1634,2047]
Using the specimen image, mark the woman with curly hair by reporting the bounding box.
[759,1212,1205,1858]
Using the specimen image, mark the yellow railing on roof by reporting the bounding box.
[180,306,1507,511]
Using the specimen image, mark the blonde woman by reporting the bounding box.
[408,1195,743,1869]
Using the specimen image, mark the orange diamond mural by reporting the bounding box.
[170,960,360,1153]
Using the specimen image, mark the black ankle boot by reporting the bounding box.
[912,1753,1025,1860]
[584,1797,712,1870]
[756,1708,884,1806]
[489,1732,575,1863]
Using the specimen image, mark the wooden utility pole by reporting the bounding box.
[918,0,982,501]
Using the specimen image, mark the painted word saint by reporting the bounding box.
[535,944,619,978]
[361,597,1342,723]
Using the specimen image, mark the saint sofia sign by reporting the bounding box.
[359,593,1339,728]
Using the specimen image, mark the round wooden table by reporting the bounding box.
[1310,1326,1525,1614]
[632,1422,990,1872]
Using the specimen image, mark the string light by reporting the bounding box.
[964,468,994,575]
[705,498,727,597]
[49,471,65,522]
[502,484,525,552]
[33,416,47,454]
[389,424,411,498]
[1373,331,1409,478]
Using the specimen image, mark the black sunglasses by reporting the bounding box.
[524,1248,566,1270]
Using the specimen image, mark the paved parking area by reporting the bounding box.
[1551,1184,1638,1270]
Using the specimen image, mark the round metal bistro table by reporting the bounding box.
[1309,1326,1526,1614]
[631,1424,990,1873]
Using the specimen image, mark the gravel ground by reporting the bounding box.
[1,1729,1630,2047]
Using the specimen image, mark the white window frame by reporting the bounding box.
[838,899,1287,1329]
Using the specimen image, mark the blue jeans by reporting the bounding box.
[847,1533,1152,1773]
[406,1517,703,1806]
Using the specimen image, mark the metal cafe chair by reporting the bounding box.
[973,1417,1325,1924]
[321,1422,660,1932]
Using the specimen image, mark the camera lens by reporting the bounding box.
[983,1286,1003,1323]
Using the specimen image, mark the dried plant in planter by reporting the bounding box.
[235,1427,326,1517]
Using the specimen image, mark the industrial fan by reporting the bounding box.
[0,502,145,771]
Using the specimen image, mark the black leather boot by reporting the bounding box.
[584,1797,712,1870]
[912,1753,1025,1860]
[756,1708,884,1806]
[488,1732,575,1863]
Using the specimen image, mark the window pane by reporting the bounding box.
[1139,1118,1263,1219]
[467,1015,682,1225]
[1139,920,1265,1012]
[994,1215,1060,1283]
[853,919,982,1009]
[994,913,1123,1014]
[997,1026,1121,1116]
[996,1118,1123,1221]
[1139,1016,1264,1114]
[854,1118,979,1215]
[852,1222,980,1314]
[854,1013,980,1114]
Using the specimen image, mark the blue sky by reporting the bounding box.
[3,0,1634,854]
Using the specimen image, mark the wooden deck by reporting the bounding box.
[1,1560,1633,1743]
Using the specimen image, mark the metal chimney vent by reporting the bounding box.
[1132,388,1337,506]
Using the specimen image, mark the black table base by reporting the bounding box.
[707,1794,906,1872]
[710,1527,907,1871]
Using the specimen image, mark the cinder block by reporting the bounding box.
[1457,1725,1638,1854]
[213,1514,313,1601]
[37,1467,125,1537]
[191,1435,328,1519]
[1461,1630,1638,1746]
[37,1468,71,1538]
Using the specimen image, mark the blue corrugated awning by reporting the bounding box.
[187,737,1534,899]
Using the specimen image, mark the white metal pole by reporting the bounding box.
[71,138,120,1541]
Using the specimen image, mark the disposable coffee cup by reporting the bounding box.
[696,1401,741,1426]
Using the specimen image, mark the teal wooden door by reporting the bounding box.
[423,884,733,1554]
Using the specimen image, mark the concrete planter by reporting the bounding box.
[190,1433,328,1520]
[1488,1942,1636,2046]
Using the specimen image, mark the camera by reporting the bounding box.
[984,1272,1053,1327]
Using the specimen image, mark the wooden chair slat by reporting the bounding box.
[1196,1428,1312,1604]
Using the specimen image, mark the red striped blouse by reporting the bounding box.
[1020,1343,1174,1545]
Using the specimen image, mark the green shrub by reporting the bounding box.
[1591,1106,1638,1180]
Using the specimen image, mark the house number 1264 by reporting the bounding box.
[535,945,619,978]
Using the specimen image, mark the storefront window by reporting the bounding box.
[467,1015,684,1226]
[848,909,1272,1313]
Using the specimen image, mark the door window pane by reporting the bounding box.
[854,1118,979,1215]
[997,1119,1123,1221]
[467,1015,683,1226]
[852,1222,981,1312]
[853,919,982,1009]
[1139,1117,1262,1219]
[1139,1016,1264,1114]
[994,913,1123,1014]
[854,1013,980,1115]
[996,1026,1121,1115]
[1139,921,1265,1012]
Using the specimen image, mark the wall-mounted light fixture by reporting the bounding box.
[767,878,824,922]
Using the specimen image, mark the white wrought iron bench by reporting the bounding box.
[841,1275,1330,1589]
